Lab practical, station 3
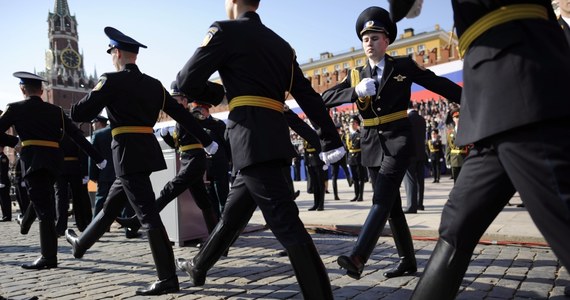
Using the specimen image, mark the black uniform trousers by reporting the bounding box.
[206,168,229,216]
[0,185,11,220]
[213,161,311,249]
[438,118,570,273]
[54,175,93,233]
[160,152,215,213]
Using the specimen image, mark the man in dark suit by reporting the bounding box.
[0,72,105,270]
[65,27,218,296]
[174,1,344,298]
[390,1,570,299]
[403,103,426,213]
[323,6,461,280]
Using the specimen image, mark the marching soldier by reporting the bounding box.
[322,6,461,280]
[65,27,218,295]
[0,145,11,222]
[174,1,345,298]
[303,138,326,211]
[0,71,105,270]
[389,1,570,299]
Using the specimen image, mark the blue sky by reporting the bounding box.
[0,1,454,109]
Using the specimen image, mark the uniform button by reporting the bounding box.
[378,130,383,134]
[377,107,381,111]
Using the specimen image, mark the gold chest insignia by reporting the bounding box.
[393,74,406,82]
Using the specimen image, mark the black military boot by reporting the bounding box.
[332,179,340,200]
[18,205,37,235]
[176,220,243,286]
[136,228,180,295]
[410,239,472,300]
[65,209,116,258]
[338,204,390,279]
[357,180,365,201]
[286,242,334,300]
[384,217,417,278]
[351,179,360,202]
[22,220,57,269]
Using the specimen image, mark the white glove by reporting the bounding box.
[204,141,218,155]
[160,127,170,136]
[446,164,451,169]
[319,146,347,165]
[97,159,107,170]
[21,182,26,188]
[428,159,431,162]
[354,78,376,98]
[82,176,89,185]
[0,184,5,188]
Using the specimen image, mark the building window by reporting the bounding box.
[343,62,350,69]
[322,67,328,75]
[313,69,320,75]
[406,47,414,55]
[390,50,398,56]
[356,59,363,66]
[334,64,340,71]
[417,44,426,52]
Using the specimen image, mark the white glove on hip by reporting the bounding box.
[96,159,107,170]
[204,141,219,155]
[355,78,377,98]
[0,184,5,188]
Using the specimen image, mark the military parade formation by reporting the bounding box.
[1,0,570,299]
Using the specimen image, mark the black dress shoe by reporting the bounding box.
[125,228,141,239]
[383,260,417,278]
[350,197,358,202]
[308,207,317,211]
[21,256,57,270]
[337,255,364,279]
[176,258,206,286]
[403,209,417,214]
[418,206,425,211]
[564,285,569,296]
[135,276,179,295]
[276,249,288,257]
[0,217,11,222]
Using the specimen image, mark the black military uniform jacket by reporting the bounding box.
[198,115,231,180]
[427,138,443,162]
[177,11,342,172]
[60,134,102,176]
[162,122,205,157]
[89,126,115,183]
[284,109,320,155]
[0,96,101,178]
[322,55,461,167]
[71,64,212,177]
[346,130,362,166]
[453,0,570,145]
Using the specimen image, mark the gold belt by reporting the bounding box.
[228,95,284,113]
[21,140,59,148]
[306,148,316,153]
[362,110,407,127]
[349,149,361,153]
[451,149,468,154]
[179,143,203,152]
[458,4,548,57]
[111,126,153,137]
[64,157,79,161]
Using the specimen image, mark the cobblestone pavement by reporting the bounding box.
[1,177,569,299]
[1,222,568,299]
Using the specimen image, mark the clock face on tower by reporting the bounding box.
[60,48,81,68]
